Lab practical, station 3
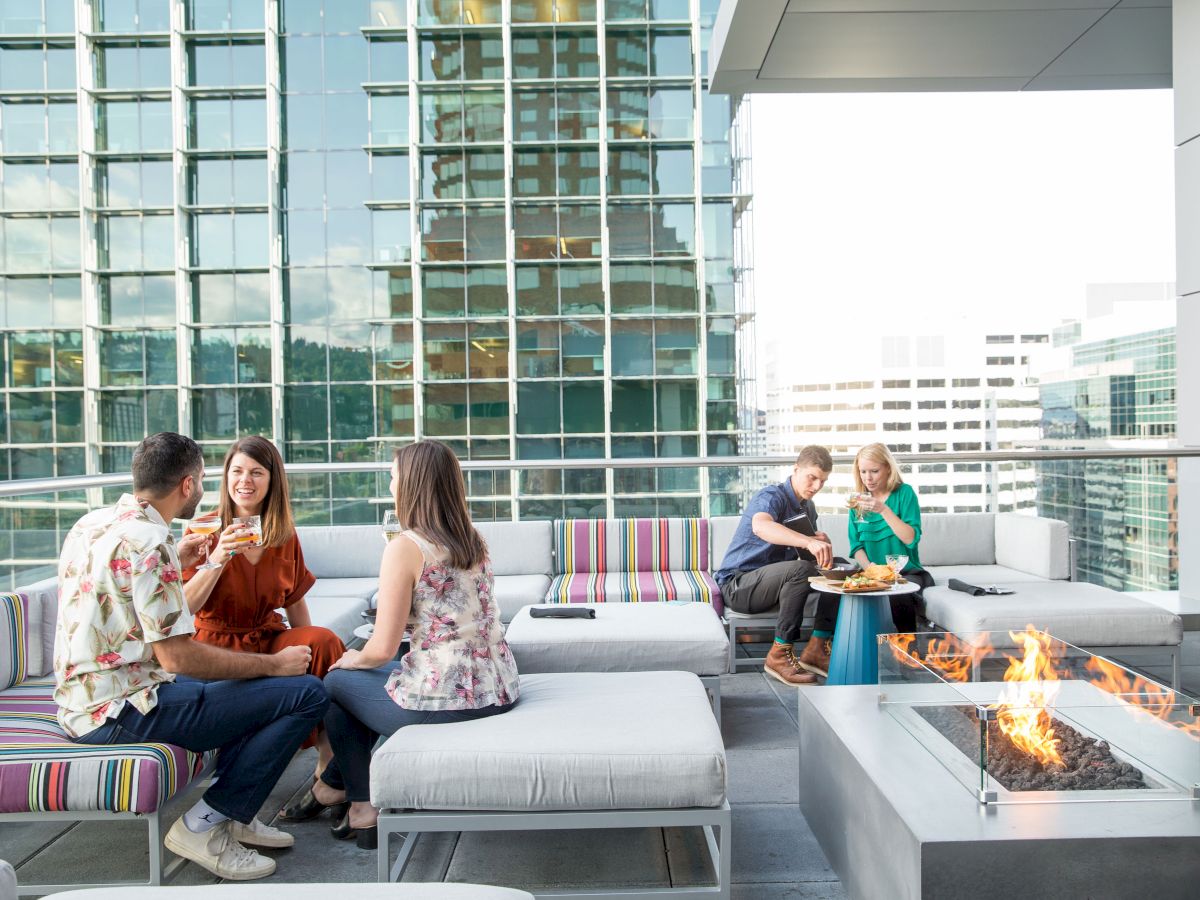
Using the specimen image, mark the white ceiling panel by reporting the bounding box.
[759,10,1106,80]
[1028,5,1171,89]
[709,0,1175,95]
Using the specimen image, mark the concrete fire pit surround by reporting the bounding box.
[798,685,1200,900]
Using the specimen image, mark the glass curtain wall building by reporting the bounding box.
[1038,325,1178,591]
[0,0,753,583]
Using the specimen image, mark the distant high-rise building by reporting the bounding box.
[764,329,1050,515]
[1036,284,1177,591]
[0,0,755,585]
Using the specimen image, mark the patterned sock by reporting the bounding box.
[812,629,833,639]
[183,799,229,833]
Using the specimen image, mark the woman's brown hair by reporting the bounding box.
[393,440,487,571]
[218,436,295,548]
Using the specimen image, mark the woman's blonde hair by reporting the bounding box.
[217,436,295,548]
[853,442,904,494]
[393,440,487,571]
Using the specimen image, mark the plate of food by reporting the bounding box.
[838,573,893,593]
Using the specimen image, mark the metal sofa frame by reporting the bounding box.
[378,802,732,900]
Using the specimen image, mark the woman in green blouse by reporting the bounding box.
[796,443,933,677]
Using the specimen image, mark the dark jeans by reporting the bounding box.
[719,558,821,644]
[77,674,328,823]
[319,666,515,803]
[813,568,935,635]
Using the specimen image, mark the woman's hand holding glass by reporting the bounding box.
[207,520,256,565]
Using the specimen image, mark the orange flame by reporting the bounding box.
[884,632,990,683]
[991,626,1064,767]
[1085,655,1200,737]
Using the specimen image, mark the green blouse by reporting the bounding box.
[847,481,922,571]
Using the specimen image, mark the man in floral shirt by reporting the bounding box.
[55,432,329,881]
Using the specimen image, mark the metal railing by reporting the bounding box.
[0,447,1189,593]
[1,447,1197,498]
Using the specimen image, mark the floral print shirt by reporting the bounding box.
[385,530,519,711]
[54,494,195,738]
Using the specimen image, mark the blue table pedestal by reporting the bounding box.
[825,593,886,686]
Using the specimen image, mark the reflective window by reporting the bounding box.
[373,322,414,379]
[189,98,266,149]
[325,150,369,207]
[370,93,408,145]
[191,212,268,268]
[417,0,502,26]
[100,273,175,324]
[100,214,173,271]
[97,159,171,208]
[98,328,176,386]
[189,0,265,31]
[192,326,270,384]
[611,379,653,431]
[2,215,79,272]
[192,386,272,441]
[96,0,170,32]
[706,316,734,375]
[512,0,597,22]
[97,99,171,152]
[514,203,600,259]
[370,152,410,201]
[611,320,651,376]
[376,384,415,436]
[372,208,411,263]
[1,160,78,209]
[188,40,265,87]
[191,272,270,323]
[96,43,169,88]
[368,39,407,83]
[190,157,267,206]
[284,384,329,441]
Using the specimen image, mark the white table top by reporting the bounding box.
[810,579,921,597]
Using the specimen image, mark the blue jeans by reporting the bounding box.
[77,674,328,823]
[320,666,514,802]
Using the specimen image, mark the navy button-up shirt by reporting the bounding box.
[714,478,820,585]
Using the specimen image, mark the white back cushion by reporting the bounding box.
[476,520,553,576]
[709,516,740,569]
[920,513,996,566]
[296,525,384,579]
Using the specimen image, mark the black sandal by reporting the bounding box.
[280,781,349,822]
[331,811,378,849]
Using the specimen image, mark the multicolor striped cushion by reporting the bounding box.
[546,570,723,615]
[549,519,722,614]
[554,518,710,574]
[0,593,31,691]
[0,677,210,815]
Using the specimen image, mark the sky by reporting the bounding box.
[748,89,1177,396]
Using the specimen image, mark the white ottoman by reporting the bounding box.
[373,671,731,899]
[56,887,532,900]
[923,580,1184,686]
[505,602,728,720]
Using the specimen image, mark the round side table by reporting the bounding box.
[811,580,921,686]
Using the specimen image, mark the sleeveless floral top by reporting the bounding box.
[385,530,520,711]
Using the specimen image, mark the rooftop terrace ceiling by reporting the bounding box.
[708,1,1172,96]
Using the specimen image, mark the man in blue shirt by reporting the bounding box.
[715,445,834,685]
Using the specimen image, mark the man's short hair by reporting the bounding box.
[132,432,204,496]
[795,445,833,473]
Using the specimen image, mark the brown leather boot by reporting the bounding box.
[797,637,832,677]
[764,642,818,686]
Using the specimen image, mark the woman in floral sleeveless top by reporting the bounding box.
[306,440,519,848]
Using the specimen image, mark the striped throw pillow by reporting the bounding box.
[1,593,31,690]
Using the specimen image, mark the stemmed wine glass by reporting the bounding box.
[382,510,401,543]
[886,553,909,581]
[190,511,222,570]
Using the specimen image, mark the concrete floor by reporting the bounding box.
[6,632,1196,898]
[1,657,846,899]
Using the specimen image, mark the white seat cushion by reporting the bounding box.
[371,671,727,812]
[505,602,729,676]
[924,565,1052,586]
[494,573,552,624]
[923,581,1183,648]
[306,576,378,602]
[302,595,369,642]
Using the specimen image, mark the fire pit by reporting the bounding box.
[877,627,1199,804]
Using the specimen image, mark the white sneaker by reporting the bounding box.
[229,816,295,848]
[164,818,276,881]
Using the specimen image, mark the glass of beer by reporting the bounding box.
[190,511,222,570]
[382,510,401,543]
[232,515,262,547]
